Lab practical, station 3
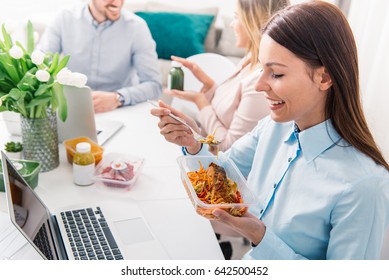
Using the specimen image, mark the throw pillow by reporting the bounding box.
[146,2,219,51]
[135,12,214,59]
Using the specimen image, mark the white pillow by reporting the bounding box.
[123,3,148,12]
[214,15,245,58]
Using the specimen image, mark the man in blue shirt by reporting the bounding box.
[38,0,162,113]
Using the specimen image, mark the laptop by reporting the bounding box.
[57,86,124,145]
[1,86,123,146]
[1,152,169,260]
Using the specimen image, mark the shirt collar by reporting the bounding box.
[284,120,341,162]
[82,4,114,29]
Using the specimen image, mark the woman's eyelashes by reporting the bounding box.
[271,73,284,79]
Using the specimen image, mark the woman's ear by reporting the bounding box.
[315,66,332,91]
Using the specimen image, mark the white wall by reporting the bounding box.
[3,0,231,23]
[0,0,312,25]
[0,0,309,44]
[0,0,80,23]
[347,1,389,161]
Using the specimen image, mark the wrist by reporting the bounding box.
[251,225,266,247]
[195,94,209,110]
[201,80,215,93]
[116,92,125,107]
[182,143,203,155]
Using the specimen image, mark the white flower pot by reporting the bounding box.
[4,151,22,159]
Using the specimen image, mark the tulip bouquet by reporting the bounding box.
[0,21,87,121]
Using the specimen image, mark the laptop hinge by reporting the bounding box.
[50,214,69,260]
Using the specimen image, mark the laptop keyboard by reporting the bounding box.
[33,223,55,260]
[60,207,124,260]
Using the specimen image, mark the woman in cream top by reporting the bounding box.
[198,58,268,152]
[165,0,290,153]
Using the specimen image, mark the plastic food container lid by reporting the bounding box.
[0,159,41,192]
[63,136,104,165]
[93,152,144,190]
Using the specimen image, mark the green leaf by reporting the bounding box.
[0,53,20,83]
[0,76,16,93]
[25,56,34,69]
[19,57,29,74]
[52,55,70,76]
[16,41,27,54]
[16,67,38,91]
[0,106,8,112]
[11,90,27,117]
[8,88,24,100]
[4,141,23,152]
[52,83,67,121]
[34,83,51,96]
[11,57,24,79]
[25,93,51,108]
[14,44,30,74]
[0,40,5,51]
[26,21,34,54]
[1,24,13,50]
[48,53,59,74]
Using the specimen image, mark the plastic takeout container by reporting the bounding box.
[0,159,41,192]
[177,155,256,219]
[93,153,144,191]
[63,136,103,165]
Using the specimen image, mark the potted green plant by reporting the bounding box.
[4,141,23,159]
[0,21,87,171]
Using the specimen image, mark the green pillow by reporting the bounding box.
[135,11,214,59]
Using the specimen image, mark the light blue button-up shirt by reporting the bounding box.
[38,4,162,106]
[197,116,389,259]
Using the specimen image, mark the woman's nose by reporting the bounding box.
[255,70,270,92]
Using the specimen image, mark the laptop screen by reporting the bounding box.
[2,154,58,259]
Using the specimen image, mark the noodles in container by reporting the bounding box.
[177,155,257,219]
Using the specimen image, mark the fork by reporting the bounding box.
[147,100,221,145]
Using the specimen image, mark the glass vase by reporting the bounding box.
[20,111,59,172]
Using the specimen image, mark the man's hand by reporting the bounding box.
[91,91,121,113]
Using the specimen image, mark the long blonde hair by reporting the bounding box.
[237,0,290,69]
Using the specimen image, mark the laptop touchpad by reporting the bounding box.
[114,218,154,245]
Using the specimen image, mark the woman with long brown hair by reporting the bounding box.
[151,1,389,259]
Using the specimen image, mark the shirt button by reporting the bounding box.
[273,183,277,188]
[260,209,263,214]
[288,157,292,162]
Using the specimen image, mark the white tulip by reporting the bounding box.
[9,45,24,59]
[4,20,17,34]
[36,70,50,82]
[68,72,88,88]
[56,67,72,85]
[31,50,45,65]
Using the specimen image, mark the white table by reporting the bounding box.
[0,103,224,260]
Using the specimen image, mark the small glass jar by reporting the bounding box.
[73,142,95,186]
[167,61,184,90]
